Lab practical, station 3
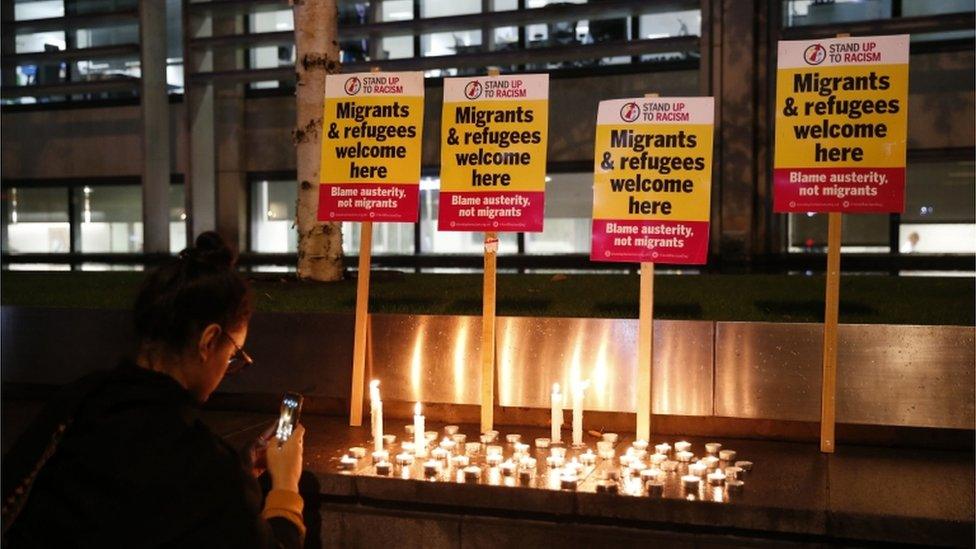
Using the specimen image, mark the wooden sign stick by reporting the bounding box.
[820,33,849,452]
[636,92,659,442]
[349,66,381,427]
[480,67,501,434]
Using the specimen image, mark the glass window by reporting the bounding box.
[899,159,976,254]
[77,185,143,252]
[418,178,518,253]
[380,0,414,60]
[14,1,65,21]
[343,221,414,255]
[783,0,892,27]
[788,212,889,253]
[169,184,186,253]
[250,180,298,253]
[525,173,591,254]
[3,187,71,253]
[422,30,482,58]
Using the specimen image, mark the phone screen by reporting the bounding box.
[276,392,303,442]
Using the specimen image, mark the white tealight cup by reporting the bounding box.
[705,442,722,455]
[425,431,438,442]
[676,451,694,463]
[452,433,467,445]
[661,460,678,472]
[707,471,726,486]
[674,441,691,453]
[372,450,389,464]
[689,462,707,478]
[382,434,397,446]
[703,456,720,470]
[681,474,700,489]
[655,443,671,456]
[535,437,551,448]
[734,460,753,472]
[550,447,567,459]
[463,466,482,482]
[349,447,367,459]
[452,455,470,468]
[602,433,619,443]
[465,442,481,456]
[486,454,503,467]
[444,425,460,436]
[506,434,522,444]
[650,453,666,465]
[632,439,649,451]
[395,452,414,466]
[719,449,737,462]
[546,455,565,468]
[725,466,743,480]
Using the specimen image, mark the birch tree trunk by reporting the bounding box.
[293,0,343,281]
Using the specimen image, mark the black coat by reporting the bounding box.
[2,361,302,548]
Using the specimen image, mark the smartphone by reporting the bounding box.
[276,392,304,444]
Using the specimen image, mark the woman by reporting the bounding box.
[2,232,306,547]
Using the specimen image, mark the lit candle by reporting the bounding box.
[423,459,440,478]
[370,380,383,453]
[572,379,589,447]
[579,450,597,466]
[371,450,389,464]
[452,455,470,468]
[681,474,701,489]
[705,442,722,455]
[413,402,426,457]
[655,443,672,457]
[689,462,707,478]
[375,461,392,476]
[675,441,691,453]
[734,460,753,472]
[348,447,366,459]
[676,451,694,463]
[707,470,726,486]
[551,383,563,443]
[703,456,720,470]
[719,449,737,462]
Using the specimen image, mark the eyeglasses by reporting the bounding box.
[222,330,253,375]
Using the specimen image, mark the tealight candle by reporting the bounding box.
[560,473,579,490]
[595,480,619,494]
[439,438,457,452]
[480,434,494,444]
[628,462,645,476]
[602,433,619,443]
[703,456,720,470]
[689,462,707,478]
[372,450,389,464]
[348,447,366,459]
[395,452,414,466]
[451,433,467,445]
[463,466,481,482]
[486,453,503,467]
[676,451,694,463]
[486,445,503,456]
[465,442,481,456]
[383,434,397,446]
[661,460,678,472]
[451,455,470,468]
[550,447,567,459]
[425,431,437,442]
[655,443,671,456]
[724,466,743,480]
[369,381,384,453]
[339,455,357,470]
[619,455,632,467]
[405,424,414,435]
[535,437,551,449]
[627,448,647,460]
[639,468,659,483]
[598,449,615,460]
[413,403,426,458]
[579,450,596,466]
[650,453,666,465]
[506,434,521,444]
[375,461,392,476]
[734,460,753,472]
[705,442,722,455]
[674,441,691,453]
[423,460,440,478]
[513,442,530,454]
[564,458,582,475]
[519,456,537,470]
[632,439,649,451]
[546,455,565,468]
[726,479,744,492]
[597,441,613,453]
[681,474,701,489]
[485,430,499,442]
[707,471,726,486]
[444,425,460,436]
[401,441,415,453]
[719,450,737,462]
[500,460,516,476]
[431,448,449,461]
[551,383,563,444]
[644,479,665,496]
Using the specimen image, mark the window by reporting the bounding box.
[782,0,974,27]
[419,178,518,253]
[899,159,976,254]
[3,187,71,253]
[77,185,142,252]
[525,173,591,254]
[250,180,298,253]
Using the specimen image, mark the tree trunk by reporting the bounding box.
[293,0,343,281]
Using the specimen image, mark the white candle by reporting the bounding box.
[413,402,426,457]
[572,379,589,447]
[370,380,383,453]
[551,383,563,443]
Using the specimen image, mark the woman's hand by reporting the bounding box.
[266,424,304,493]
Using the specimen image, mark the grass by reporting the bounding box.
[1,271,972,325]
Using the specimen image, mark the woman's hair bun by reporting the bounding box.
[186,231,235,269]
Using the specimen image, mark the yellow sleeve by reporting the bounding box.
[261,489,306,538]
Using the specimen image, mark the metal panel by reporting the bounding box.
[714,322,823,422]
[368,314,483,406]
[368,314,713,415]
[715,322,976,429]
[836,324,975,429]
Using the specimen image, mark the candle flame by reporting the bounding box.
[414,402,421,416]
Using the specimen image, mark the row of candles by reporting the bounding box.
[370,379,592,453]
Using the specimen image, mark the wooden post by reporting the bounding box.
[349,67,381,427]
[636,92,659,442]
[820,34,848,452]
[481,66,501,434]
[820,211,842,452]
